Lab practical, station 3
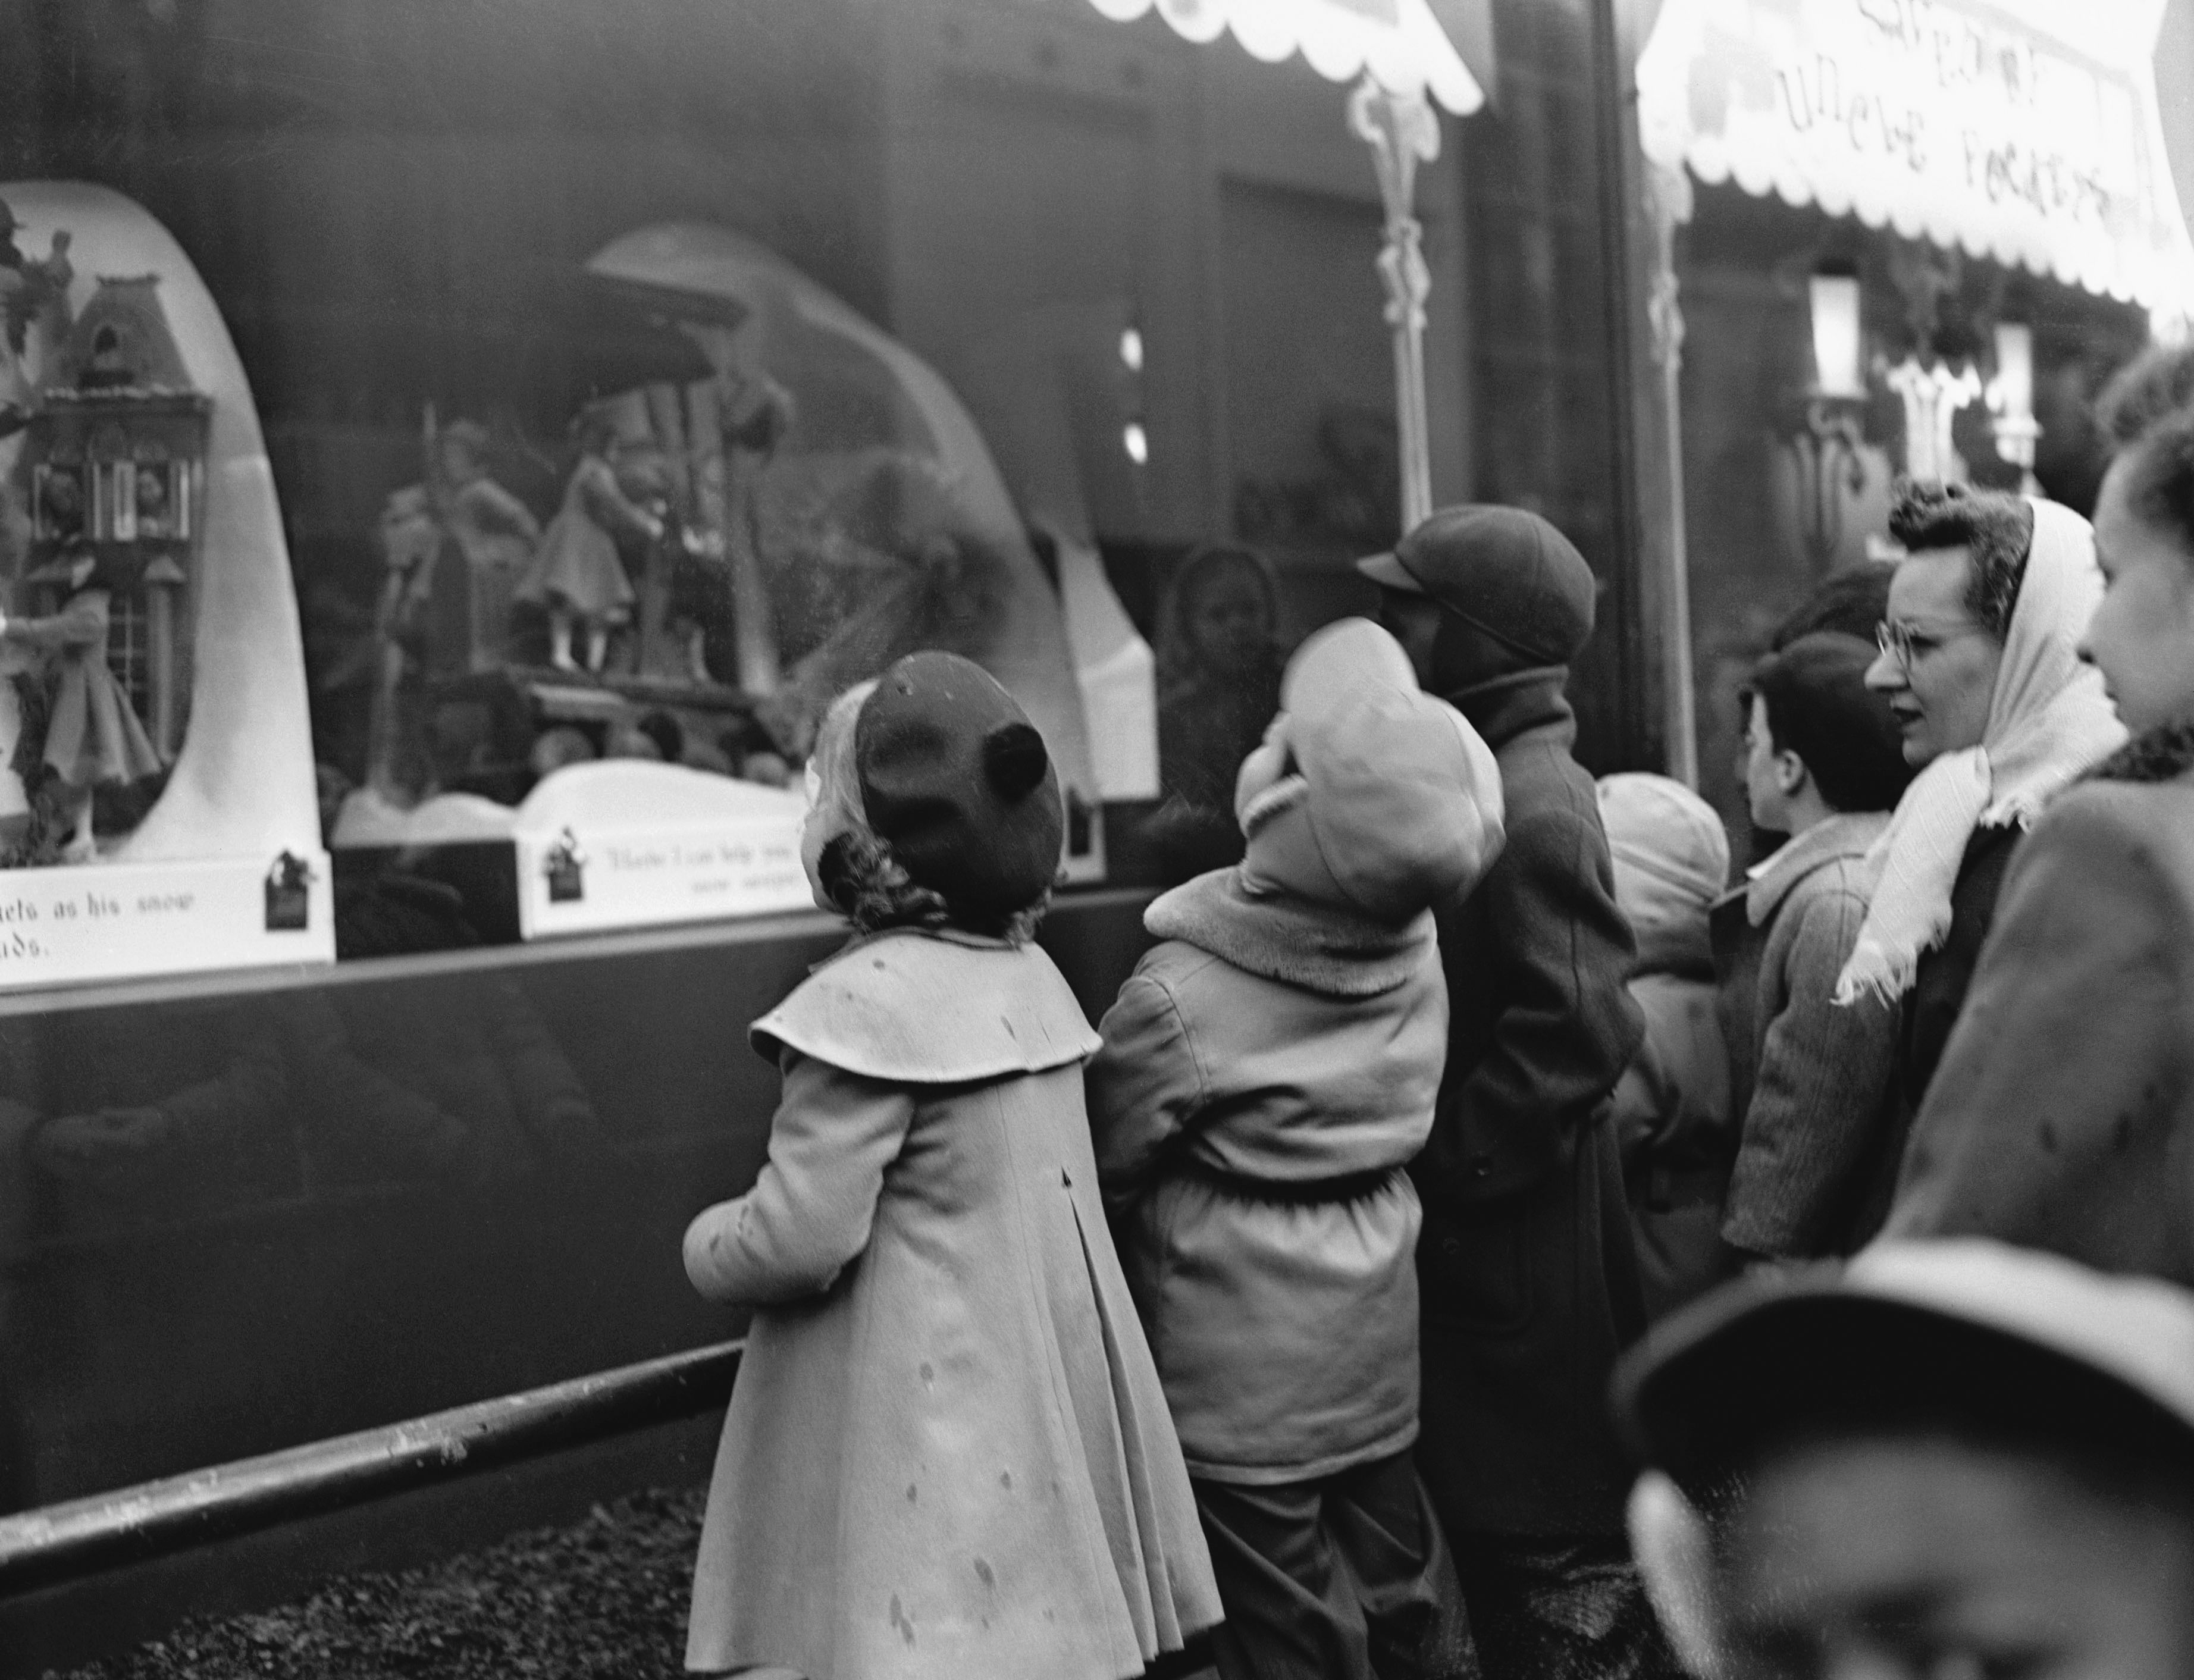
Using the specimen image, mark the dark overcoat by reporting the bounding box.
[1884,733,2194,1284]
[1412,670,1647,1540]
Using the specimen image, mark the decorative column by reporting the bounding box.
[1642,158,1699,789]
[1349,75,1440,535]
[143,554,186,761]
[1885,358,1982,484]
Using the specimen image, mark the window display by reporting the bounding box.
[321,218,1115,936]
[0,181,330,988]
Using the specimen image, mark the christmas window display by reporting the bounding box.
[328,222,1117,940]
[0,181,331,990]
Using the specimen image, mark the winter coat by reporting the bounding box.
[1086,871,1449,1485]
[1610,970,1733,1321]
[1713,812,1903,1259]
[1411,669,1647,1539]
[1884,732,2194,1284]
[682,929,1221,1680]
[1899,822,2021,1117]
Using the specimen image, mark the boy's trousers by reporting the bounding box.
[1193,1448,1479,1680]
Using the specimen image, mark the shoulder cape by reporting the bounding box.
[751,929,1101,1083]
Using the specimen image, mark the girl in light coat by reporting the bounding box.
[681,651,1219,1680]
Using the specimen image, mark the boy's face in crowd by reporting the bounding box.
[1742,693,1797,834]
[2084,452,2194,737]
[1714,1435,2194,1680]
[1867,550,2004,766]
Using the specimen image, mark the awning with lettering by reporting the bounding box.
[1635,0,2194,314]
[1083,0,1487,115]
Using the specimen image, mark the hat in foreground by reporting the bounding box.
[1615,1238,2194,1497]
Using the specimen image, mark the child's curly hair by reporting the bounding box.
[816,828,1050,946]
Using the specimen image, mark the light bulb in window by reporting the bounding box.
[1992,322,2033,421]
[1809,272,1864,398]
[1120,326,1144,373]
[1123,421,1149,465]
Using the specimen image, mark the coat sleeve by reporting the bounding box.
[682,1050,916,1306]
[1084,966,1206,1212]
[1884,795,2190,1264]
[1722,885,1900,1258]
[1435,785,1645,1205]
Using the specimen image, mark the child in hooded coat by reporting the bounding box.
[1087,620,1503,1680]
[1595,773,1735,1321]
[681,651,1220,1680]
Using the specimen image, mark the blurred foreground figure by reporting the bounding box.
[1616,1240,2194,1680]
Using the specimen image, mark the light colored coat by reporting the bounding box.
[682,930,1220,1680]
[1715,812,1903,1259]
[1086,874,1448,1485]
[1886,745,2194,1283]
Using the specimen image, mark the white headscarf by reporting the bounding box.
[1835,498,2127,1006]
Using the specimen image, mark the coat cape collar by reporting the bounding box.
[753,927,1099,1081]
[1144,867,1435,999]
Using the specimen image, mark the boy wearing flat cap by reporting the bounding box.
[1616,1240,2194,1679]
[1360,507,1657,1679]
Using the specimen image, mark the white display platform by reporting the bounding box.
[508,760,810,940]
[0,851,334,992]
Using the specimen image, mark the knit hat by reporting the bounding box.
[853,651,1062,924]
[1595,773,1729,975]
[1358,504,1599,667]
[1747,632,1913,815]
[1233,618,1504,922]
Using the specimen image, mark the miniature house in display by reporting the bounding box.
[23,274,207,760]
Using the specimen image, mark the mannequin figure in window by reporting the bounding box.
[515,406,650,674]
[1,544,161,863]
[1143,544,1286,881]
[432,419,540,673]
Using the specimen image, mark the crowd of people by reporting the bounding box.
[669,340,2194,1680]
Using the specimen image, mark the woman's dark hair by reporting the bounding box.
[1769,562,1895,650]
[1888,479,2035,640]
[816,829,1048,945]
[2095,345,2194,559]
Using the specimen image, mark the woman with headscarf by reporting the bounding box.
[1881,349,2194,1284]
[1847,484,2125,1127]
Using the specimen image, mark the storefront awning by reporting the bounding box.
[1636,0,2194,315]
[1083,0,1487,115]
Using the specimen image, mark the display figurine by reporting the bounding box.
[363,484,446,803]
[515,405,651,675]
[431,418,540,672]
[1,546,162,862]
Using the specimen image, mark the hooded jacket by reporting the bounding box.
[1088,621,1502,1484]
[1599,774,1735,1321]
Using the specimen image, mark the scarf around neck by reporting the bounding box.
[1834,499,2127,1006]
[1144,867,1434,998]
